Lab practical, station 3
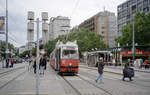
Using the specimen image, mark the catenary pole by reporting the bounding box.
[36,18,40,95]
[5,0,9,66]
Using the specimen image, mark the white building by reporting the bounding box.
[49,16,70,40]
[19,46,26,54]
[25,42,35,51]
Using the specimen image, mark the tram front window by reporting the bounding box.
[62,50,78,59]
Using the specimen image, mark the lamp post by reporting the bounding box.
[5,0,9,68]
[132,16,135,64]
[27,11,48,95]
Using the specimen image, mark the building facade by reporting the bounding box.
[79,11,117,48]
[19,46,26,54]
[49,16,70,40]
[117,0,150,36]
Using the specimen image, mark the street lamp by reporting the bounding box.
[5,0,9,68]
[132,13,135,64]
[27,11,48,95]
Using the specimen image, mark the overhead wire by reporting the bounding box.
[8,33,24,45]
[70,0,80,18]
[0,2,25,46]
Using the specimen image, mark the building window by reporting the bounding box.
[102,26,105,29]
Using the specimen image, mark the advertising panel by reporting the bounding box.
[0,16,5,34]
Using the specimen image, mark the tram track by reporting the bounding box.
[0,69,27,90]
[62,76,82,95]
[49,64,113,95]
[0,66,25,78]
[77,74,113,95]
[79,66,150,89]
[61,75,112,95]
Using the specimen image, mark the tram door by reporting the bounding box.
[56,48,61,71]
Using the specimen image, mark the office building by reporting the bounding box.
[117,0,150,36]
[79,11,117,48]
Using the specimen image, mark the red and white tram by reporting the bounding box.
[50,40,79,74]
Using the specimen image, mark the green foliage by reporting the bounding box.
[116,12,150,46]
[19,50,30,58]
[0,40,15,58]
[44,40,57,56]
[44,28,107,56]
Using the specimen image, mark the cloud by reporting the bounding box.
[0,0,127,47]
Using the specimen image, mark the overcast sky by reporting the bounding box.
[0,0,126,47]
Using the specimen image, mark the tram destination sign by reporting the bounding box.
[63,46,77,50]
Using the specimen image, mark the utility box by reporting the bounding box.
[42,12,48,21]
[28,22,34,31]
[28,11,34,20]
[42,23,48,31]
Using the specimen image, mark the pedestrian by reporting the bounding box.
[28,58,32,71]
[39,55,47,75]
[122,59,134,81]
[6,58,9,68]
[10,57,14,68]
[144,59,148,69]
[40,56,44,75]
[43,55,47,70]
[96,57,104,83]
[33,57,37,74]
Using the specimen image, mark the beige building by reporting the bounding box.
[79,11,117,48]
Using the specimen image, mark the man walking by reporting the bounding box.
[96,57,104,83]
[6,58,9,68]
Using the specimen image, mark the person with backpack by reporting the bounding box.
[95,57,105,83]
[122,59,134,81]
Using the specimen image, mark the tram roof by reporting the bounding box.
[56,40,78,48]
[88,50,110,55]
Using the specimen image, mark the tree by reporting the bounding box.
[0,40,16,58]
[19,50,30,58]
[115,12,150,46]
[44,28,107,56]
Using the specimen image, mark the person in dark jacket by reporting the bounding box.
[39,55,47,75]
[6,58,9,68]
[122,59,134,81]
[96,57,104,83]
[33,57,37,74]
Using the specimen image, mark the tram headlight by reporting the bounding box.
[69,63,72,66]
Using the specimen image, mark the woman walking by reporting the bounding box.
[96,57,104,83]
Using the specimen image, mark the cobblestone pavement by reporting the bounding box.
[0,62,150,95]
